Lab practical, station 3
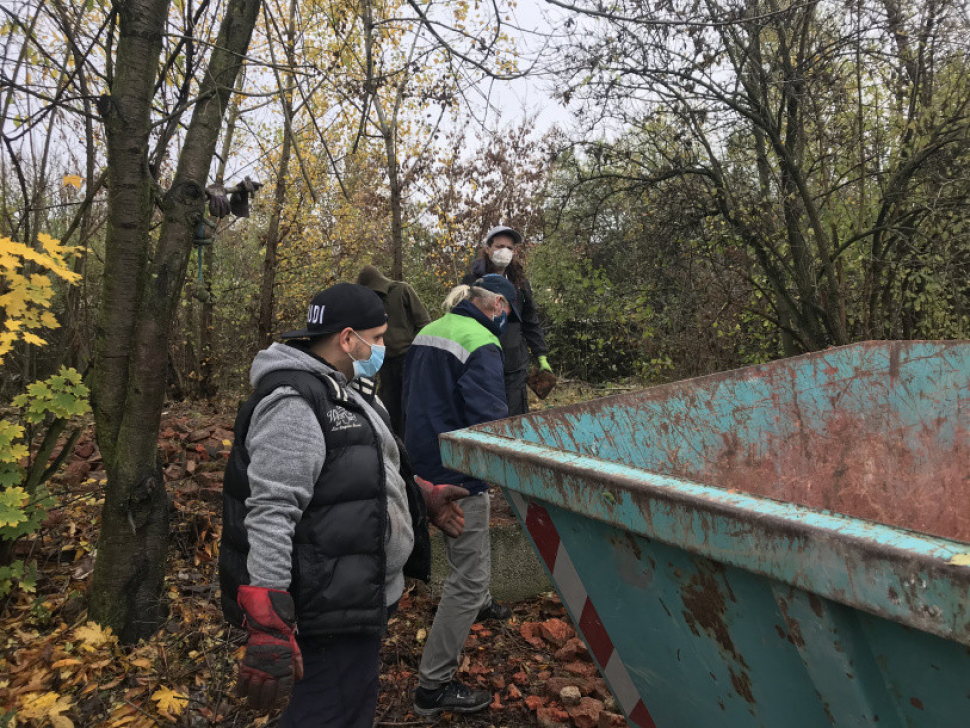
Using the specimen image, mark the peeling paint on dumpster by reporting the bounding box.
[442,342,970,727]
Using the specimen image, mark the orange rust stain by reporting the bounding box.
[667,412,970,543]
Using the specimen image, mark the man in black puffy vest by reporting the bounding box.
[220,283,469,726]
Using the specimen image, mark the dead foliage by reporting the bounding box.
[2,392,628,727]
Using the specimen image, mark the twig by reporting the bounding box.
[123,699,159,725]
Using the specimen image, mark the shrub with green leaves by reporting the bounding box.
[1,233,87,597]
[0,367,89,596]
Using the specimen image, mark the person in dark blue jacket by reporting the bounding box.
[403,274,521,716]
[463,225,551,416]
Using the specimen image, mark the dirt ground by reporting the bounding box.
[1,399,627,727]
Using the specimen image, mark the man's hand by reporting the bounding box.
[236,586,304,712]
[415,475,470,537]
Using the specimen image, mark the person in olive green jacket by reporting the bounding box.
[357,265,432,437]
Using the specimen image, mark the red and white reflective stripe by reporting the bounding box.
[507,491,658,728]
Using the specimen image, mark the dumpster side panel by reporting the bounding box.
[443,342,970,727]
[769,584,904,725]
[534,499,833,728]
[442,430,970,647]
[855,610,970,727]
[510,491,970,727]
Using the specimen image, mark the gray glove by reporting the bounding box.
[205,184,231,218]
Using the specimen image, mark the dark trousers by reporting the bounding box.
[279,632,381,728]
[505,367,529,416]
[379,353,407,439]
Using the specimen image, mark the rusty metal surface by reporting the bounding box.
[440,342,970,642]
[444,429,970,647]
[471,340,969,540]
[503,491,970,726]
[441,342,970,726]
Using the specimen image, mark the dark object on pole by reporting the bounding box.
[229,176,263,217]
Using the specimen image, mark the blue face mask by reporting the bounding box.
[492,311,509,336]
[350,331,386,379]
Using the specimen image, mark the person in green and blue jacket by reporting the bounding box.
[402,274,521,717]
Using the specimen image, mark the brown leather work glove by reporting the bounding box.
[527,368,558,399]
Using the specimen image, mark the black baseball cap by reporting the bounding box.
[279,283,388,339]
[474,274,522,322]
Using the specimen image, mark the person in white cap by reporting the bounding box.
[463,225,553,418]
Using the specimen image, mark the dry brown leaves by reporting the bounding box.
[3,386,624,727]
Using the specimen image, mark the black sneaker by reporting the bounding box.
[414,680,491,716]
[476,599,512,622]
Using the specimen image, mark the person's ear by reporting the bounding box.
[338,327,355,353]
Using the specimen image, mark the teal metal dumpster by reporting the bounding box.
[440,341,970,728]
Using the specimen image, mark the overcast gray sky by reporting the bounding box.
[472,0,574,134]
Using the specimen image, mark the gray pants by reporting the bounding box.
[418,492,491,689]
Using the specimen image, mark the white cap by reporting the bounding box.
[484,225,523,246]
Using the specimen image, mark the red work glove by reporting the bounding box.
[415,475,470,537]
[236,585,304,712]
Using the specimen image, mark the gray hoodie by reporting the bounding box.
[243,343,414,607]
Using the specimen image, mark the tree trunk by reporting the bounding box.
[362,0,406,279]
[258,0,300,348]
[198,242,216,399]
[387,149,404,280]
[198,71,246,398]
[89,0,262,643]
[258,127,292,348]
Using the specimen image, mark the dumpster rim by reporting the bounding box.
[441,427,970,648]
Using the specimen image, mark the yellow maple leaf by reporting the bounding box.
[74,621,117,650]
[62,174,83,189]
[19,691,74,723]
[152,686,189,717]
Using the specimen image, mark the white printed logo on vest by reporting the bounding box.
[327,407,359,432]
[308,304,326,325]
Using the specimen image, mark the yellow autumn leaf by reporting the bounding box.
[22,331,46,346]
[105,702,141,726]
[107,715,142,727]
[74,621,117,650]
[62,174,83,189]
[949,553,970,566]
[222,439,232,447]
[19,691,74,723]
[152,686,189,717]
